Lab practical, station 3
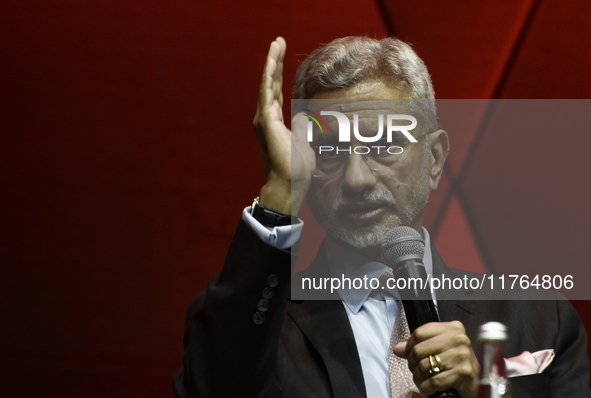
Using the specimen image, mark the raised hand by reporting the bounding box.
[253,37,315,215]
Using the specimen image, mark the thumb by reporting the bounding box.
[393,341,408,358]
[291,112,309,144]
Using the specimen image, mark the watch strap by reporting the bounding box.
[251,197,299,227]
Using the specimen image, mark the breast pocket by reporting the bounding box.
[510,373,551,398]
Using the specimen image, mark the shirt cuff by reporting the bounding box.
[242,207,303,249]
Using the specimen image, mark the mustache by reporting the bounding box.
[333,189,397,212]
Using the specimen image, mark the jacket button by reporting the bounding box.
[266,274,279,287]
[257,299,270,312]
[262,287,274,299]
[253,312,266,325]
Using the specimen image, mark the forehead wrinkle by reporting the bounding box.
[313,79,409,99]
[313,99,409,114]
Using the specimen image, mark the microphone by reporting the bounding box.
[381,226,459,398]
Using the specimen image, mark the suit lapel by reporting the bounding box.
[430,245,486,341]
[289,244,367,398]
[287,299,367,398]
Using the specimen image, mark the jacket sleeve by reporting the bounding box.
[548,299,590,397]
[172,219,293,397]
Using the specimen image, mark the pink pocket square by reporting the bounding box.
[504,349,555,377]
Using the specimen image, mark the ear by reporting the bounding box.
[428,129,449,191]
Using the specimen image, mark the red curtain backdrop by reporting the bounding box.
[1,0,590,396]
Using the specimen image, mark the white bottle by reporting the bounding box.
[478,322,511,398]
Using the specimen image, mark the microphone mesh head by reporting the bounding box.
[381,226,425,265]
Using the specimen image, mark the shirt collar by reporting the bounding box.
[325,228,433,315]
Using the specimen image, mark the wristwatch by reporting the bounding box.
[250,197,299,227]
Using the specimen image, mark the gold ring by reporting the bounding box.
[428,354,443,375]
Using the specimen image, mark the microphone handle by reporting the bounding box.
[393,260,459,398]
[392,259,439,332]
[400,299,439,333]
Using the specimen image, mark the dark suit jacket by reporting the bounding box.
[173,219,590,397]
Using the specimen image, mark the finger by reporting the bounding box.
[273,36,286,75]
[405,322,469,370]
[405,321,466,355]
[415,344,474,381]
[417,358,475,397]
[273,36,286,82]
[408,321,465,345]
[393,341,408,358]
[260,49,278,109]
[403,323,444,363]
[276,36,286,59]
[408,333,471,373]
[292,113,311,150]
[272,38,286,108]
[292,113,316,167]
[259,38,283,107]
[418,370,458,396]
[274,92,284,123]
[291,112,308,141]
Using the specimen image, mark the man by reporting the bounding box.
[173,36,589,397]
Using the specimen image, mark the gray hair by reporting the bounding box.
[293,36,437,134]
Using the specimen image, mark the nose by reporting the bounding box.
[341,153,377,193]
